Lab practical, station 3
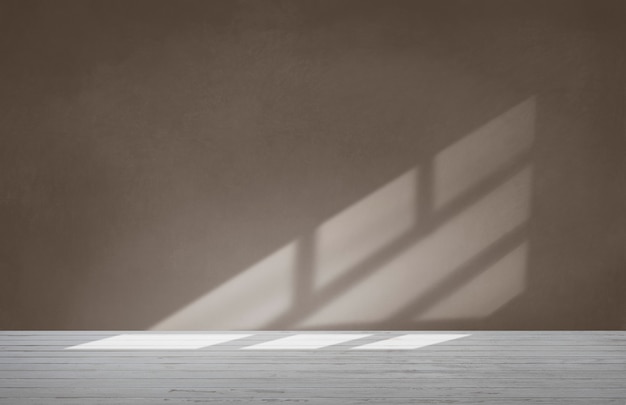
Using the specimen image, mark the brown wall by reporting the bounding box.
[0,0,624,330]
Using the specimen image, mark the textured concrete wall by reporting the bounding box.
[0,0,624,330]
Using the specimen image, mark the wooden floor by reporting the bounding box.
[0,331,625,404]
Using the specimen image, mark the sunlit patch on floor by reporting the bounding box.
[242,334,371,350]
[351,333,470,350]
[64,332,472,350]
[65,334,251,350]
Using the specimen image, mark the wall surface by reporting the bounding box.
[0,0,624,330]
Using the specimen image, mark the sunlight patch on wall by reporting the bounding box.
[313,169,418,290]
[296,166,532,327]
[434,97,535,210]
[418,242,529,320]
[150,97,535,330]
[152,242,297,330]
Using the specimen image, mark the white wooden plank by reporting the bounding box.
[1,355,624,364]
[0,331,623,404]
[0,331,623,340]
[0,370,622,379]
[10,397,624,405]
[0,362,623,372]
[2,348,625,357]
[2,386,626,398]
[1,377,625,389]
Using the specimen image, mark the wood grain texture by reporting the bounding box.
[0,331,624,404]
